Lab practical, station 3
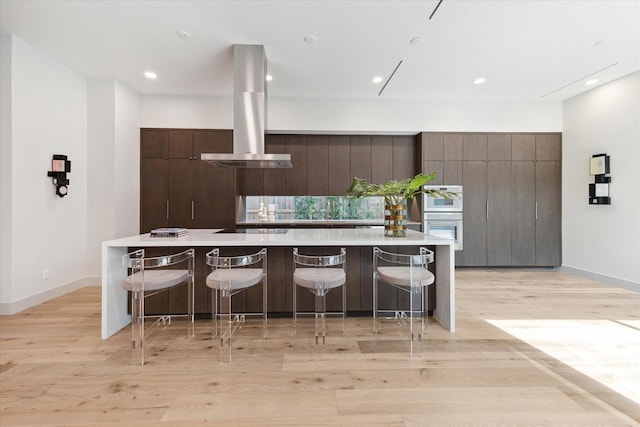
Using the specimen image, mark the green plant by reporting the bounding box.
[294,196,318,220]
[346,172,454,205]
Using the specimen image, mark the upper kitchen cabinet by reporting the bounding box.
[238,132,418,197]
[284,135,308,196]
[421,132,463,185]
[141,129,169,158]
[263,135,287,196]
[350,135,372,183]
[168,130,195,158]
[487,134,511,160]
[463,133,487,161]
[307,135,330,195]
[536,133,562,161]
[371,136,393,184]
[392,136,417,181]
[512,134,536,160]
[328,135,351,195]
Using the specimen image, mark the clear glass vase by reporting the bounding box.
[384,202,407,237]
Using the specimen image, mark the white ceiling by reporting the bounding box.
[1,0,639,101]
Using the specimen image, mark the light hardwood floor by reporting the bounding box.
[1,270,639,426]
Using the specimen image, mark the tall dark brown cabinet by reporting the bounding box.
[421,131,562,267]
[140,129,236,233]
[139,129,237,315]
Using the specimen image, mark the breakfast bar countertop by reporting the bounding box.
[102,228,455,338]
[103,228,453,247]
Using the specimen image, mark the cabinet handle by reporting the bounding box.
[166,200,169,220]
[192,201,195,220]
[486,201,489,220]
[535,201,538,220]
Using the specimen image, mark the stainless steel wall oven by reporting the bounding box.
[423,185,463,251]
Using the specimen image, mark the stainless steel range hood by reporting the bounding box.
[201,45,292,168]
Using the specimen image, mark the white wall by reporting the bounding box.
[0,34,13,304]
[562,71,640,289]
[141,95,562,133]
[0,36,89,313]
[86,80,140,277]
[113,82,140,239]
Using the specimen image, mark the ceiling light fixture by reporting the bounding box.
[144,71,157,80]
[410,37,423,45]
[585,79,599,86]
[177,30,191,39]
[304,35,316,44]
[372,76,383,84]
[594,37,613,46]
[474,77,486,85]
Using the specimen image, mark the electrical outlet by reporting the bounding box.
[42,269,50,280]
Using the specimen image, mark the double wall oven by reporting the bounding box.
[423,185,463,251]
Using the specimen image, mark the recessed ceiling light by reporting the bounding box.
[177,30,191,39]
[265,74,273,82]
[594,37,613,46]
[304,35,316,44]
[372,76,384,84]
[474,77,486,85]
[585,79,599,86]
[410,37,424,45]
[144,71,157,80]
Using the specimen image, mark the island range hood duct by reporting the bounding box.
[201,44,292,168]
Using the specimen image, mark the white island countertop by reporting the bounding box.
[103,228,454,248]
[102,228,455,338]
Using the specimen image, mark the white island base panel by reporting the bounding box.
[101,228,455,339]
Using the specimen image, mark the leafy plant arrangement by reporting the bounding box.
[346,172,454,205]
[346,172,456,237]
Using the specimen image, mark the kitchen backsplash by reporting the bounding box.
[243,196,385,221]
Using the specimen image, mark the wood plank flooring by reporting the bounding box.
[1,270,639,426]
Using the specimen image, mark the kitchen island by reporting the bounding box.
[101,228,455,338]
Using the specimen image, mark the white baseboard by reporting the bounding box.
[559,265,639,293]
[0,277,101,315]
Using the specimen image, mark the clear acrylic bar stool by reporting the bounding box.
[293,247,347,344]
[205,248,267,362]
[373,246,434,356]
[121,248,195,365]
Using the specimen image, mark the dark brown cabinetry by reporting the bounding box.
[140,129,236,233]
[139,129,237,316]
[421,132,562,267]
[239,134,418,196]
[422,133,463,185]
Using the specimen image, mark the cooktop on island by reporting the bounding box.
[217,228,289,234]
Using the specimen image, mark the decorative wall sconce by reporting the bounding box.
[47,154,71,197]
[588,153,611,205]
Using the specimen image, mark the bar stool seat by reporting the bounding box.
[293,268,346,296]
[375,267,434,289]
[122,270,190,292]
[207,268,264,295]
